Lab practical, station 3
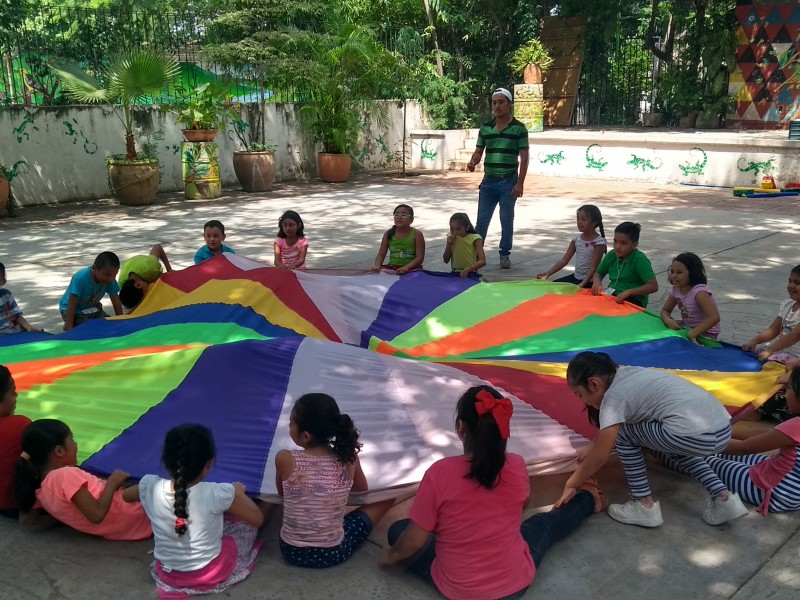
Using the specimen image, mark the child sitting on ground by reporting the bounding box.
[0,263,41,334]
[660,252,720,342]
[123,424,264,598]
[194,220,236,265]
[118,244,173,310]
[59,252,123,331]
[15,419,151,539]
[592,221,658,308]
[274,211,308,270]
[276,393,396,568]
[371,204,425,275]
[742,264,800,421]
[537,204,606,287]
[0,365,30,519]
[443,212,486,278]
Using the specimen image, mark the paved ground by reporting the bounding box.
[1,171,800,599]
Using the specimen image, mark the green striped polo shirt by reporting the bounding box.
[476,117,529,176]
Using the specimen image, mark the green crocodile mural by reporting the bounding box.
[678,147,708,176]
[420,139,438,160]
[539,151,565,165]
[12,113,38,143]
[585,144,607,171]
[627,154,662,171]
[737,157,775,177]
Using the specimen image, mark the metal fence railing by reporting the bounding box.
[574,36,660,126]
[1,6,417,108]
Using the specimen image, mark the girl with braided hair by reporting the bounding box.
[123,424,264,599]
[276,393,396,568]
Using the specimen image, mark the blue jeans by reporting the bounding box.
[476,176,517,256]
[387,490,594,599]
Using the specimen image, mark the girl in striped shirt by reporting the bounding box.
[276,393,394,568]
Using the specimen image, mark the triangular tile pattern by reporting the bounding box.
[728,1,800,128]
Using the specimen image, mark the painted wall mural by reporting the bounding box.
[728,0,800,128]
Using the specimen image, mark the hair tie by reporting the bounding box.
[474,390,513,439]
[175,517,186,528]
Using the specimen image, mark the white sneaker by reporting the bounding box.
[703,493,749,525]
[608,499,663,527]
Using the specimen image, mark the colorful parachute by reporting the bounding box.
[0,255,780,500]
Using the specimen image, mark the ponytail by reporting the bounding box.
[161,424,216,536]
[456,386,510,489]
[15,419,71,512]
[293,393,362,465]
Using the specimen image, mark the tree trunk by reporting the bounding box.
[423,0,444,77]
[125,134,137,161]
[646,0,675,63]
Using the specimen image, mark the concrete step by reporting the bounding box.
[454,148,475,161]
[447,159,482,172]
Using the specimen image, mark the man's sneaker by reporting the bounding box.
[608,499,663,527]
[703,493,748,525]
[500,255,511,269]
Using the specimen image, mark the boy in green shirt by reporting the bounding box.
[592,222,658,308]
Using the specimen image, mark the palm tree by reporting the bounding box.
[50,51,179,160]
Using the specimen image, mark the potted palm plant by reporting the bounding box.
[231,109,278,192]
[509,38,554,85]
[294,23,406,182]
[50,50,179,206]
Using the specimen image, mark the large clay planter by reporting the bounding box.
[523,64,543,84]
[107,161,160,206]
[182,129,218,142]
[233,151,277,192]
[317,153,352,183]
[0,174,8,215]
[642,112,663,127]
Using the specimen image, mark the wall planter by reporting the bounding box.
[182,129,218,142]
[523,64,543,84]
[233,151,276,192]
[318,153,352,183]
[107,160,160,206]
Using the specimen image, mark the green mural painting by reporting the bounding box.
[13,113,39,143]
[585,144,607,171]
[1,160,30,182]
[737,157,775,177]
[678,147,708,176]
[539,151,565,165]
[62,119,98,154]
[420,139,438,160]
[627,154,662,171]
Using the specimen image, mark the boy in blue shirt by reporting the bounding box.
[59,252,123,331]
[193,220,235,265]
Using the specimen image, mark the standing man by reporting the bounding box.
[467,87,529,269]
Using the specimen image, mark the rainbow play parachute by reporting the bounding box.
[0,255,781,500]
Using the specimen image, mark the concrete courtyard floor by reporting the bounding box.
[1,171,800,599]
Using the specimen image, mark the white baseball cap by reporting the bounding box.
[492,87,513,102]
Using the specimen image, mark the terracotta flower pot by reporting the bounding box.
[523,64,543,84]
[233,151,277,192]
[642,112,663,127]
[107,161,160,206]
[0,174,9,215]
[317,153,352,183]
[182,129,218,142]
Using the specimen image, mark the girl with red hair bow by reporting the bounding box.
[380,384,602,600]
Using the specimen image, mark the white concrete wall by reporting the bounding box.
[0,100,427,206]
[412,127,800,188]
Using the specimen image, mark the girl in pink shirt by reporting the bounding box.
[661,252,721,342]
[15,419,151,539]
[273,210,308,270]
[276,393,395,568]
[380,385,603,600]
[664,368,800,514]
